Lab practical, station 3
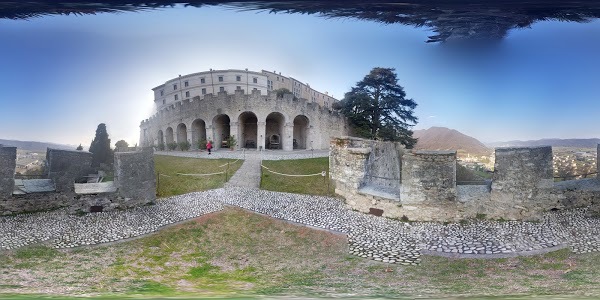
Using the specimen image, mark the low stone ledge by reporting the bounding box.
[347,147,371,155]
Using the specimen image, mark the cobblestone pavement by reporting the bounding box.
[1,188,599,265]
[155,149,329,160]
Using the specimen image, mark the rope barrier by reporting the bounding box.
[176,171,225,177]
[217,159,240,168]
[261,164,325,177]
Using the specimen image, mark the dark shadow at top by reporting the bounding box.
[2,1,600,43]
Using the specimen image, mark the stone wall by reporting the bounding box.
[1,193,71,215]
[400,151,457,204]
[139,90,348,151]
[46,148,93,193]
[329,137,373,190]
[598,144,599,180]
[331,140,600,221]
[363,141,404,190]
[488,146,557,219]
[0,145,17,200]
[114,149,156,206]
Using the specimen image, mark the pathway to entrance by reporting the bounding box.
[224,158,261,189]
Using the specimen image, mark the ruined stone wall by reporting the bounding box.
[139,90,348,151]
[400,151,457,204]
[330,140,599,221]
[329,137,372,190]
[46,148,93,193]
[1,193,71,215]
[0,145,16,200]
[114,149,156,206]
[364,142,404,190]
[488,146,557,219]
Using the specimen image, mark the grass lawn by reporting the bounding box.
[155,155,242,197]
[260,157,335,196]
[0,208,598,298]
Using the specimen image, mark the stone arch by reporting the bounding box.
[266,112,285,149]
[212,114,231,149]
[165,127,174,144]
[157,130,164,146]
[293,115,310,149]
[176,123,187,144]
[238,111,258,149]
[191,119,206,149]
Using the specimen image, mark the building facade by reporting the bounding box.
[140,69,347,151]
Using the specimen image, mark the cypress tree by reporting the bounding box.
[89,123,113,166]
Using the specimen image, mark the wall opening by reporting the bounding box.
[191,119,206,149]
[165,127,174,144]
[213,114,231,148]
[176,123,188,144]
[238,111,258,149]
[157,130,164,146]
[266,112,285,149]
[293,115,309,149]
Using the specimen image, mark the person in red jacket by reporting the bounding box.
[206,140,212,155]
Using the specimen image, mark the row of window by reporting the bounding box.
[160,76,259,96]
[162,87,260,105]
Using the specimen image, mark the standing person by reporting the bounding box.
[206,140,212,155]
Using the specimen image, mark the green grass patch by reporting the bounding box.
[260,157,334,196]
[13,245,60,260]
[155,155,242,197]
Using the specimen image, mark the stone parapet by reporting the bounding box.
[400,150,457,204]
[46,148,93,193]
[0,145,17,199]
[114,149,156,206]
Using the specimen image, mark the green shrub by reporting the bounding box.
[178,141,191,151]
[167,142,178,151]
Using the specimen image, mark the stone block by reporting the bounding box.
[46,148,93,193]
[492,146,553,191]
[0,145,17,199]
[114,149,156,206]
[401,150,457,204]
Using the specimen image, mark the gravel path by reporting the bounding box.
[1,188,599,265]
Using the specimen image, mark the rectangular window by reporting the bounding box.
[202,88,206,95]
[219,87,225,92]
[236,86,241,90]
[236,75,241,81]
[218,76,224,82]
[185,91,190,98]
[162,99,165,105]
[185,81,189,87]
[174,94,178,101]
[201,78,205,84]
[173,84,177,90]
[160,90,164,96]
[253,77,258,84]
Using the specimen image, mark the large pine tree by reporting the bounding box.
[340,67,418,148]
[89,123,113,166]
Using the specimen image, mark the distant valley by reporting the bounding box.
[487,138,600,149]
[0,139,75,151]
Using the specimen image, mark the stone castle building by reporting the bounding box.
[139,69,347,150]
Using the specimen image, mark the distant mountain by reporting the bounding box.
[0,139,76,151]
[412,127,491,155]
[487,138,600,149]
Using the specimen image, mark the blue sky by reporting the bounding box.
[0,5,599,147]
